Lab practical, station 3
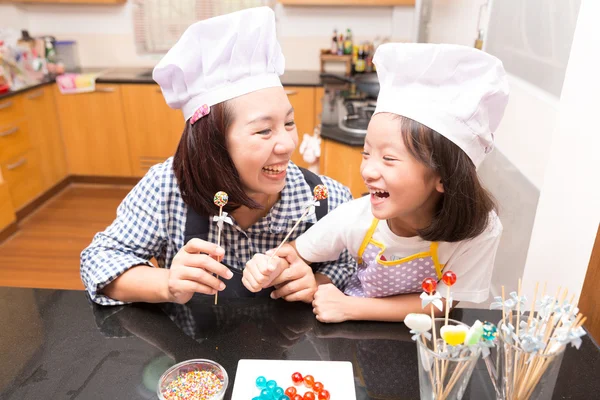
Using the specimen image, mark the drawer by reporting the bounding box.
[0,96,25,128]
[1,149,43,210]
[0,121,31,162]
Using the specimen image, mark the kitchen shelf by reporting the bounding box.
[279,0,415,6]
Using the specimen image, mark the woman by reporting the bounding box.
[80,7,355,306]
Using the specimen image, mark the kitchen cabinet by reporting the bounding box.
[0,181,16,232]
[1,149,43,210]
[279,0,415,5]
[0,97,30,163]
[23,87,68,191]
[121,84,185,177]
[286,86,316,170]
[54,84,132,177]
[319,138,366,199]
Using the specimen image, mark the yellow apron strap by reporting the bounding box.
[357,218,380,264]
[430,242,444,280]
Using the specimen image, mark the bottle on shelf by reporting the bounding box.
[343,28,353,55]
[331,29,338,54]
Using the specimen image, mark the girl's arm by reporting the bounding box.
[313,284,457,323]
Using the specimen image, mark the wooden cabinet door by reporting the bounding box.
[1,149,43,210]
[23,87,68,190]
[320,138,366,199]
[286,86,315,169]
[54,84,132,177]
[0,180,16,231]
[121,84,185,177]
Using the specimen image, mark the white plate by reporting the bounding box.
[231,359,356,400]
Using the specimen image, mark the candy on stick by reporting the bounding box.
[212,191,233,305]
[269,185,328,263]
[441,271,456,328]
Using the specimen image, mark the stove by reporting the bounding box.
[320,79,375,145]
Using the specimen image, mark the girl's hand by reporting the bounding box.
[167,239,234,304]
[270,244,318,303]
[312,283,353,323]
[242,253,289,292]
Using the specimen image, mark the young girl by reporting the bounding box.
[245,43,509,322]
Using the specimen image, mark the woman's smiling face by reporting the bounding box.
[226,86,298,196]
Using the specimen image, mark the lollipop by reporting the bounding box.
[441,270,457,327]
[212,191,233,305]
[214,191,228,207]
[269,185,329,262]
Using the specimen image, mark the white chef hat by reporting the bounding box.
[373,43,509,167]
[153,7,285,124]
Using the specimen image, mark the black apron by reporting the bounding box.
[183,167,328,299]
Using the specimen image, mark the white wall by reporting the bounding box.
[428,0,483,47]
[0,2,415,71]
[521,0,600,301]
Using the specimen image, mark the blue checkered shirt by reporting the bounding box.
[80,158,356,305]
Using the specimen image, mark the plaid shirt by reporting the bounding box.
[81,158,356,305]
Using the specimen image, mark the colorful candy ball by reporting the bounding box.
[421,277,437,294]
[312,382,324,393]
[285,387,297,397]
[293,395,303,400]
[213,191,229,207]
[303,375,315,388]
[266,380,278,390]
[291,372,303,385]
[442,270,457,286]
[318,389,330,400]
[313,185,328,201]
[256,376,267,388]
[303,392,316,400]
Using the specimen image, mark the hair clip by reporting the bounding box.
[190,104,210,124]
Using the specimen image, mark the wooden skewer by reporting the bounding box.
[268,207,311,262]
[214,207,223,306]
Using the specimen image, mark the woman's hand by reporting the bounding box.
[167,239,234,304]
[269,244,318,303]
[312,283,353,323]
[242,253,289,293]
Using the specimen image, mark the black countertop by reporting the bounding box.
[0,69,325,101]
[0,287,598,400]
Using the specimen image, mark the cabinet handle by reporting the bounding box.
[0,101,13,110]
[7,157,27,170]
[285,90,298,96]
[96,87,116,93]
[27,90,44,100]
[0,127,18,137]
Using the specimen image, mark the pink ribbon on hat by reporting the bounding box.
[190,104,210,125]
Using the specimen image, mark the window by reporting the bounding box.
[133,0,274,55]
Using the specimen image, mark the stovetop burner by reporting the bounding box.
[320,82,377,139]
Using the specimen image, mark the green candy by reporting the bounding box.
[464,320,484,345]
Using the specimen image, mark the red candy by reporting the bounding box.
[303,375,315,388]
[313,185,328,201]
[292,372,303,385]
[303,392,316,400]
[442,271,457,286]
[422,277,437,294]
[318,389,330,400]
[312,382,324,393]
[293,396,303,400]
[286,387,297,397]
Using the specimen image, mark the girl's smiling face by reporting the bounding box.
[361,113,444,230]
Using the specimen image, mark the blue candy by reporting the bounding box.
[273,387,284,399]
[278,396,290,400]
[260,389,271,398]
[252,397,261,400]
[256,376,267,389]
[266,380,277,390]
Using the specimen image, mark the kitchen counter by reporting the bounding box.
[1,287,598,400]
[0,69,325,101]
[320,124,365,147]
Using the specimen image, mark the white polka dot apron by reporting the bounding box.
[344,218,444,298]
